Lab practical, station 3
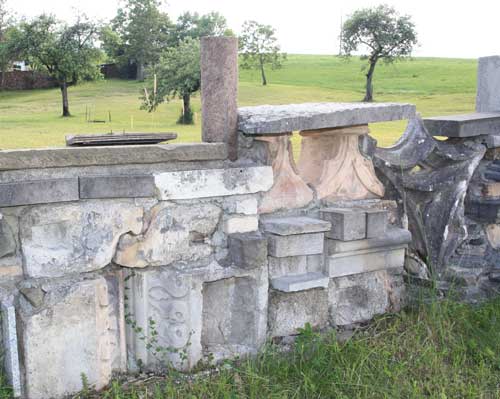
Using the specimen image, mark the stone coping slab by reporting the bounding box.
[424,112,500,137]
[270,272,329,292]
[0,143,227,171]
[238,102,416,134]
[260,216,331,236]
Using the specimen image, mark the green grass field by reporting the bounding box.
[0,55,477,150]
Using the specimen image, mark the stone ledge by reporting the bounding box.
[0,143,227,171]
[270,272,329,292]
[238,102,416,134]
[260,216,331,236]
[79,175,156,199]
[0,178,79,207]
[424,112,500,137]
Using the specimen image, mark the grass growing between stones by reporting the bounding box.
[62,295,500,399]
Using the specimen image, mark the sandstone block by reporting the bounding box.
[20,201,143,278]
[18,276,125,399]
[268,288,328,337]
[260,216,331,236]
[224,215,259,234]
[228,232,268,269]
[321,208,366,241]
[0,178,79,207]
[267,232,324,257]
[114,203,220,268]
[79,175,155,199]
[154,166,273,200]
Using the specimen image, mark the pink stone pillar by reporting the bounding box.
[201,37,239,160]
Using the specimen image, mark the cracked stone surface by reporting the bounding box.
[238,102,416,134]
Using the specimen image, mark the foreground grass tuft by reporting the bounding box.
[68,296,500,398]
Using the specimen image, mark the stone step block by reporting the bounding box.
[268,288,329,337]
[327,245,407,278]
[364,209,389,238]
[326,227,412,255]
[268,254,323,279]
[260,216,331,236]
[267,232,324,257]
[320,208,366,241]
[271,272,329,292]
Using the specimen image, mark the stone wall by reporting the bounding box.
[0,71,57,91]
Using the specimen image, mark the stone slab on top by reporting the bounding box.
[238,102,416,134]
[424,112,500,137]
[260,216,331,236]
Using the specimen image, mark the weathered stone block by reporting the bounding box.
[260,216,331,236]
[268,288,328,337]
[0,216,16,258]
[223,196,258,215]
[154,166,273,200]
[326,227,411,254]
[224,215,259,234]
[126,268,203,370]
[18,277,125,399]
[476,56,500,112]
[20,201,143,278]
[270,272,329,292]
[238,102,416,134]
[79,175,155,199]
[365,209,388,238]
[0,178,79,207]
[1,303,21,397]
[114,203,220,268]
[267,232,324,257]
[228,232,268,269]
[329,270,393,326]
[268,255,323,278]
[424,113,500,137]
[327,246,406,278]
[321,208,366,241]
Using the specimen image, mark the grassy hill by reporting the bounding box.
[0,55,478,149]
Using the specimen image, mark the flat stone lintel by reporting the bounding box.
[0,143,227,171]
[238,102,416,134]
[424,112,500,137]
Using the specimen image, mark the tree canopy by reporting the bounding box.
[102,0,172,80]
[142,37,200,124]
[239,20,286,86]
[14,15,102,116]
[172,11,232,44]
[341,4,418,102]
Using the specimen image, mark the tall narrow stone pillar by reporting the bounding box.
[476,56,500,112]
[201,36,239,160]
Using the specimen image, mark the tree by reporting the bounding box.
[103,0,171,80]
[15,15,102,116]
[239,20,286,86]
[142,37,200,124]
[172,11,232,44]
[0,0,16,88]
[341,4,418,102]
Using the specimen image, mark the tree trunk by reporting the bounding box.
[259,55,267,86]
[180,93,193,124]
[136,61,145,81]
[363,60,377,102]
[60,82,70,117]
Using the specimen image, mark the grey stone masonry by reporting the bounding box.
[0,178,79,207]
[79,175,155,199]
[476,56,500,112]
[423,113,500,137]
[268,233,324,257]
[320,208,367,241]
[270,272,329,292]
[365,209,389,238]
[0,143,227,171]
[260,216,331,236]
[238,102,416,134]
[228,232,268,269]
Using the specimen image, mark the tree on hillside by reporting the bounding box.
[341,4,418,102]
[239,20,286,86]
[172,11,232,44]
[103,0,171,80]
[15,15,102,116]
[142,37,200,124]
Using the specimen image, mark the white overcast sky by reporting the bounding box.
[5,0,500,58]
